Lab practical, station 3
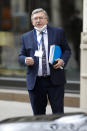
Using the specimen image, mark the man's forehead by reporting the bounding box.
[33,12,45,17]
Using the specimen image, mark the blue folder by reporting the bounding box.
[49,45,62,64]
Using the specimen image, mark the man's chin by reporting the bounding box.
[37,25,43,28]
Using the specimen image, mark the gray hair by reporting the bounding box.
[31,8,48,20]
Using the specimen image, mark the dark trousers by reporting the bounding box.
[28,76,64,115]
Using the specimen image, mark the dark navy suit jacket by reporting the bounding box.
[19,25,71,90]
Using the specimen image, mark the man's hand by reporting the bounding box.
[25,57,34,66]
[53,58,64,69]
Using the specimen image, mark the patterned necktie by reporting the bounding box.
[41,32,47,76]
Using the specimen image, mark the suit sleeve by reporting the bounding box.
[18,35,27,66]
[60,29,71,66]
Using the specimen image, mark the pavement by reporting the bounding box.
[0,100,83,121]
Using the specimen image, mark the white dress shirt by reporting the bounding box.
[36,28,50,76]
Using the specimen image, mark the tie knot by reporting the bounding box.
[40,31,44,35]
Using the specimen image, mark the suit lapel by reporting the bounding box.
[47,25,53,58]
[29,29,38,50]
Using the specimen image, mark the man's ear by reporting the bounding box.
[46,19,48,24]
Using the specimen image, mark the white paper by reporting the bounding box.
[34,50,43,58]
[49,45,55,64]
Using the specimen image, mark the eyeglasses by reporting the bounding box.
[32,17,47,21]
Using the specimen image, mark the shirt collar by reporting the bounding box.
[35,25,47,34]
[36,28,47,35]
[43,28,47,34]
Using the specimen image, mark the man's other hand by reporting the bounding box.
[53,58,64,69]
[25,57,34,66]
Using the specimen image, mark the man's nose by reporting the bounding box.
[37,18,40,21]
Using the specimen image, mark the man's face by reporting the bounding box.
[31,11,48,28]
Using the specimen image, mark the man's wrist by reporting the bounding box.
[61,59,65,67]
[25,58,26,64]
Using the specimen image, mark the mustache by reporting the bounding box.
[36,22,42,25]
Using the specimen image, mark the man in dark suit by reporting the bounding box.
[19,8,71,115]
